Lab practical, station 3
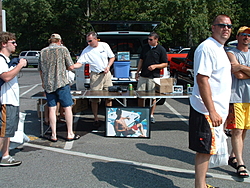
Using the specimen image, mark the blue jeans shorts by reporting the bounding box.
[45,85,73,107]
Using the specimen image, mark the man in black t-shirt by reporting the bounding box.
[135,32,168,123]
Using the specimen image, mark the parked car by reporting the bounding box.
[19,51,40,67]
[178,47,190,54]
[227,40,250,48]
[75,21,170,91]
[169,47,196,83]
[170,46,235,83]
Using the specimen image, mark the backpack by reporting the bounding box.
[0,54,20,87]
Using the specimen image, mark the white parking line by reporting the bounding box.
[163,101,250,182]
[20,84,40,97]
[22,86,247,183]
[24,142,250,183]
[164,101,188,125]
[63,112,82,150]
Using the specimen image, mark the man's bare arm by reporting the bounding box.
[197,74,222,127]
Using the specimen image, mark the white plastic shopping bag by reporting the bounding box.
[209,125,229,168]
[9,112,30,149]
[67,70,75,84]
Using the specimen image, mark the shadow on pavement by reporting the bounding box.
[136,143,194,165]
[92,161,178,188]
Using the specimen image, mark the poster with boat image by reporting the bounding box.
[106,107,150,138]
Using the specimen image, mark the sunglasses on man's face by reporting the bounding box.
[240,33,250,37]
[148,38,153,41]
[8,41,17,45]
[87,40,93,43]
[213,23,233,29]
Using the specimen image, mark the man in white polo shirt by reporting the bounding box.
[73,31,115,128]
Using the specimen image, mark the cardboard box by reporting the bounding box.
[72,98,89,114]
[155,78,174,93]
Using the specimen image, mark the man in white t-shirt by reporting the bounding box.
[73,31,115,128]
[189,15,232,188]
[0,32,27,167]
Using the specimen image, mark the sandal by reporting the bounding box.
[57,118,66,123]
[206,184,219,188]
[65,134,81,141]
[228,157,237,169]
[47,136,58,142]
[236,165,249,178]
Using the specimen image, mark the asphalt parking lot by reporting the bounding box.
[1,68,250,188]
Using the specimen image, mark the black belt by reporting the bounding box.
[92,71,104,74]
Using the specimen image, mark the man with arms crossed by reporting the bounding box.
[74,31,115,128]
[226,26,250,178]
[189,15,232,188]
[0,32,27,166]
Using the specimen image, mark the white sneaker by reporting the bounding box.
[151,116,155,124]
[0,156,22,167]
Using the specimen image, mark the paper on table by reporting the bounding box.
[153,78,161,85]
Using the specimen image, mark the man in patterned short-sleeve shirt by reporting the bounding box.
[39,34,80,142]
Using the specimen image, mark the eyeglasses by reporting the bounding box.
[8,41,17,45]
[213,24,233,29]
[87,40,93,43]
[148,38,153,41]
[240,33,250,37]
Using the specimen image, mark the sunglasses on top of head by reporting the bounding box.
[213,23,233,29]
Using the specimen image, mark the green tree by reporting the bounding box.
[3,0,89,54]
[3,0,54,51]
[2,0,245,53]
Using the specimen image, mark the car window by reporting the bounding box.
[20,52,27,56]
[27,52,38,56]
[90,21,160,32]
[179,50,189,54]
[103,38,143,54]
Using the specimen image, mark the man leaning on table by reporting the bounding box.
[39,33,80,142]
[72,31,115,128]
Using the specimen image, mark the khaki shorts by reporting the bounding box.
[90,71,113,103]
[137,77,155,91]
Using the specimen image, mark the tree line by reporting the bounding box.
[2,0,249,55]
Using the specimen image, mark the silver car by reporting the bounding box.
[19,51,40,67]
